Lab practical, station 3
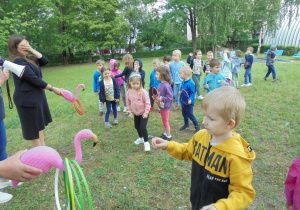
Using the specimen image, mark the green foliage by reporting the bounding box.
[252,44,300,56]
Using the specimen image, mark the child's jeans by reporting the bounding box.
[244,67,252,84]
[120,85,126,107]
[232,73,239,88]
[181,104,198,127]
[265,65,276,80]
[173,83,181,105]
[105,101,117,122]
[192,74,201,97]
[0,120,7,161]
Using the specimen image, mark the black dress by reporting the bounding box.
[12,55,52,140]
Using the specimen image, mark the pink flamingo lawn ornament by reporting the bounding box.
[61,84,85,115]
[11,129,98,188]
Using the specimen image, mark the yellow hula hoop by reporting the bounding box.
[72,99,85,115]
[64,158,75,209]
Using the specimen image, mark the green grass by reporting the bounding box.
[2,54,300,209]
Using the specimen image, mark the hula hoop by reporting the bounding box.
[152,87,161,106]
[54,160,93,210]
[72,99,85,115]
[180,89,190,105]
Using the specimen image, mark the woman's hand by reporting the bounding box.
[53,87,64,97]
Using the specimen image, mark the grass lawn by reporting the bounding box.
[1,54,300,209]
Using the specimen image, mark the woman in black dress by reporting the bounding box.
[7,34,64,147]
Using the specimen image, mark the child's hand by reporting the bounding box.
[205,84,209,89]
[115,99,119,103]
[111,75,115,78]
[286,202,292,210]
[188,99,191,104]
[152,95,156,100]
[189,52,193,56]
[152,137,168,150]
[158,96,162,102]
[129,112,133,118]
[94,92,98,96]
[205,71,210,75]
[221,80,226,86]
[200,204,217,210]
[171,81,174,85]
[178,91,181,95]
[142,113,148,118]
[100,102,103,106]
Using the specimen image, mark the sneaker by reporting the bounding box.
[126,111,130,117]
[144,142,151,151]
[123,107,128,112]
[263,78,267,81]
[113,118,118,125]
[99,112,103,116]
[134,137,144,145]
[241,84,247,87]
[150,107,154,112]
[0,192,13,204]
[117,106,121,112]
[273,79,278,82]
[246,83,252,86]
[0,180,22,189]
[195,125,201,132]
[198,95,204,100]
[105,122,112,128]
[179,124,189,131]
[165,136,172,141]
[160,133,167,138]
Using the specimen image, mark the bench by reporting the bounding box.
[292,51,300,58]
[263,49,284,59]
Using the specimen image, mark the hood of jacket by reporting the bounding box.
[211,131,255,163]
[134,59,143,71]
[110,59,117,72]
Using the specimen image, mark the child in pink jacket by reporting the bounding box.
[126,72,151,152]
[110,59,126,112]
[285,156,300,210]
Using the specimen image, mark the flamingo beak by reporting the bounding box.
[82,87,85,91]
[92,134,98,147]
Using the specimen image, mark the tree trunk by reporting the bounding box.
[68,48,74,58]
[256,26,263,56]
[62,50,67,65]
[88,50,92,63]
[212,45,217,59]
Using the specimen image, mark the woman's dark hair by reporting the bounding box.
[8,34,38,67]
[156,65,171,84]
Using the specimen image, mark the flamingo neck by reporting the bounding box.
[74,134,83,165]
[74,84,84,101]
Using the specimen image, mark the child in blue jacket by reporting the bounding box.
[149,58,161,111]
[204,59,228,93]
[99,66,120,128]
[178,66,201,132]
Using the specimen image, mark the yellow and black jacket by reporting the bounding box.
[166,129,255,210]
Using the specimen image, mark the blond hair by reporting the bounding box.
[127,73,143,90]
[173,49,182,57]
[207,51,213,55]
[152,58,160,65]
[96,59,105,65]
[122,54,134,69]
[180,66,192,75]
[201,86,246,128]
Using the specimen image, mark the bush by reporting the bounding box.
[252,44,300,56]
